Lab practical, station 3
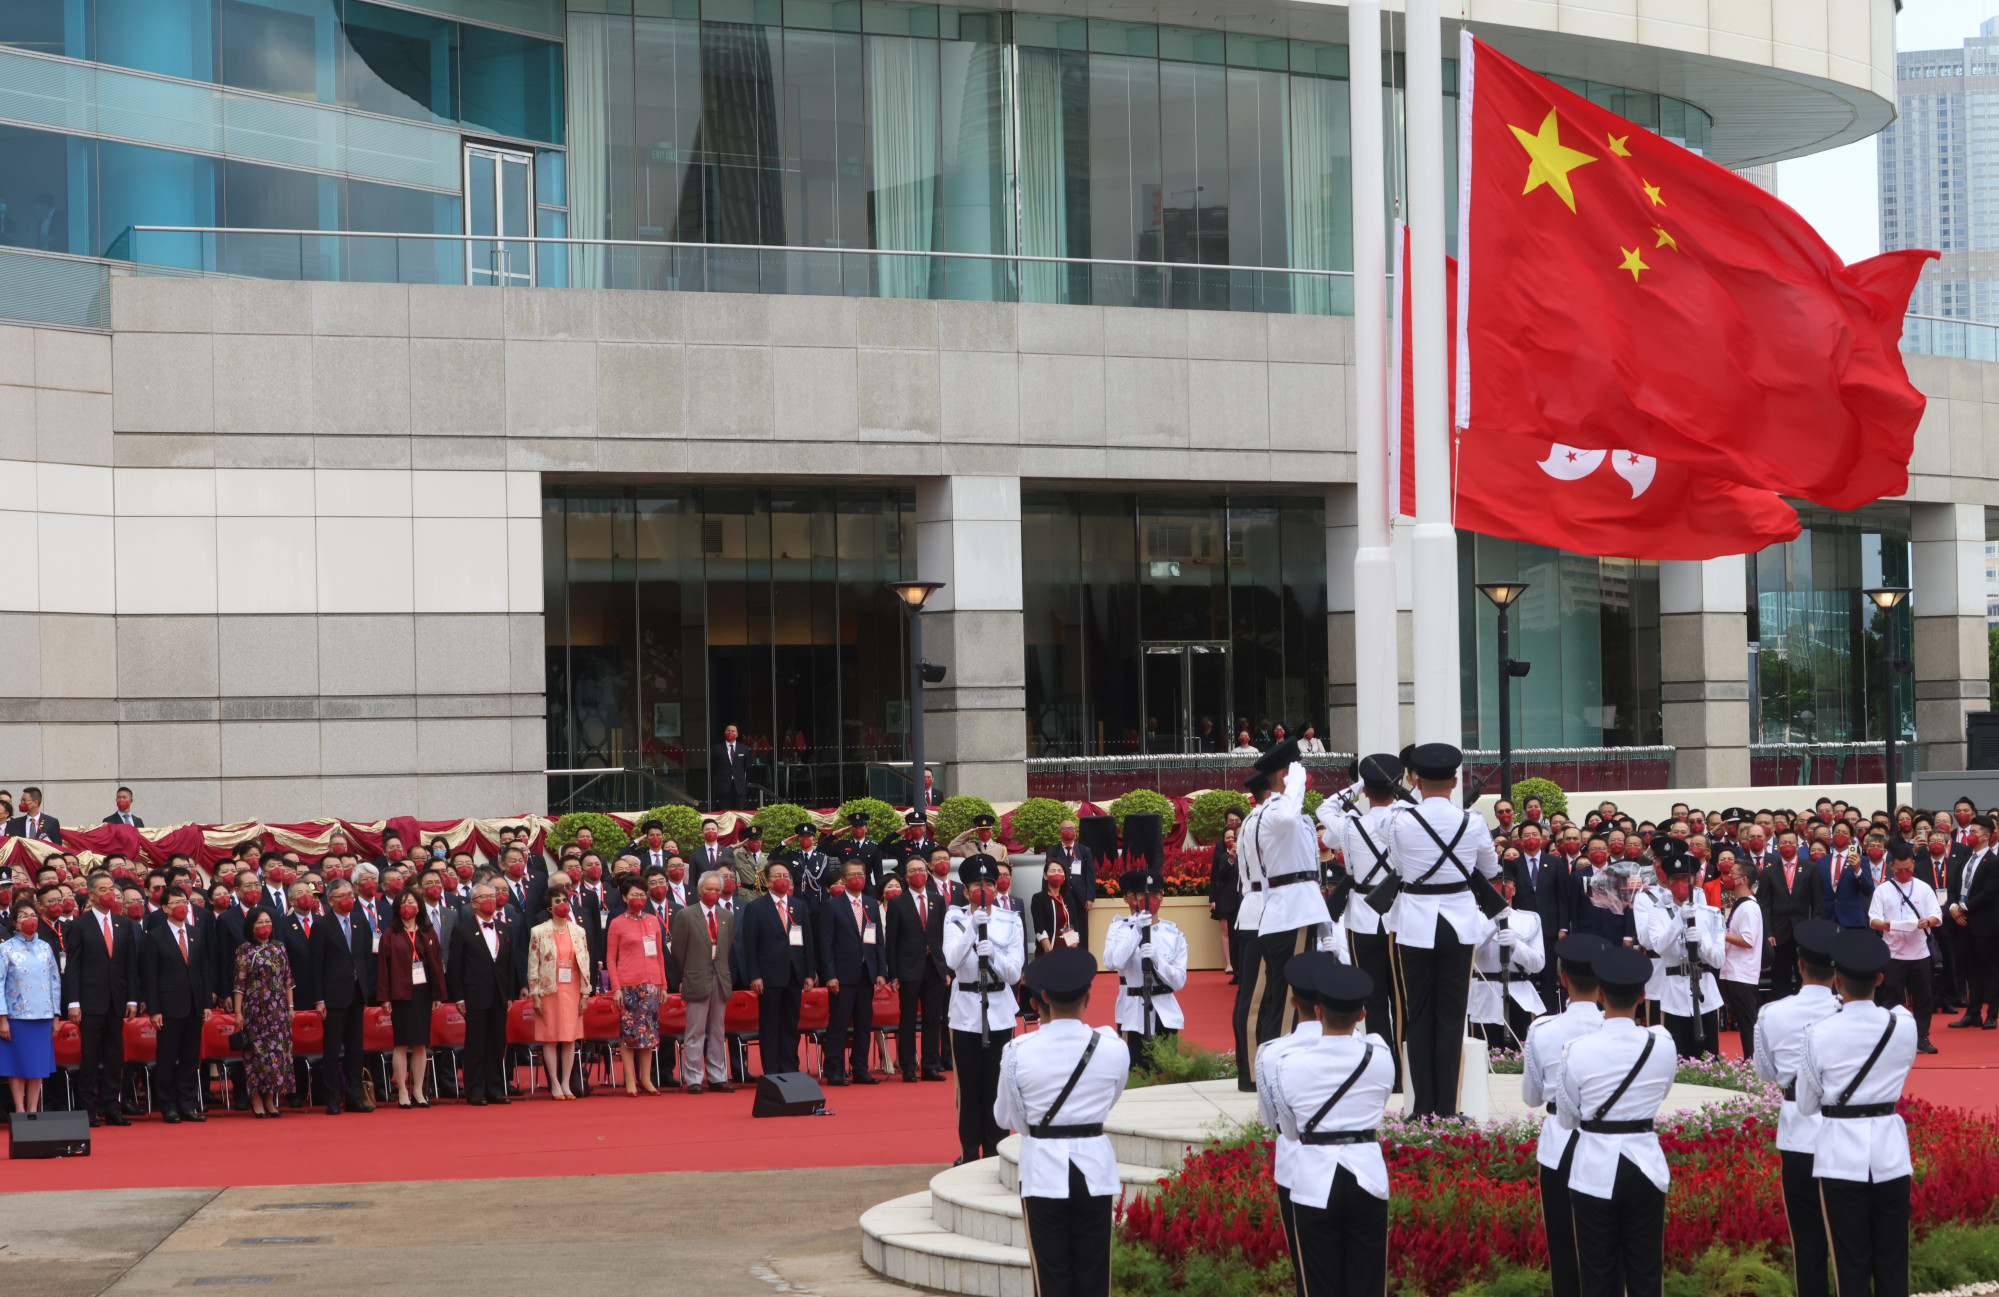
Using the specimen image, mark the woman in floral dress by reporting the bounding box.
[232,906,295,1117]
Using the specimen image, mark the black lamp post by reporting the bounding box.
[1863,586,1912,823]
[890,581,945,809]
[1476,582,1533,803]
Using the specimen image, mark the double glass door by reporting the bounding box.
[465,144,534,286]
[1141,642,1230,753]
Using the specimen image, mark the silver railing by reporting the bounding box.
[1901,313,1999,361]
[1024,744,1676,800]
[1750,741,1921,787]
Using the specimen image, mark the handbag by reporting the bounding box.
[227,1029,247,1052]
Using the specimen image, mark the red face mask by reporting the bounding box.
[843,876,865,895]
[584,864,602,882]
[1932,842,1950,858]
[384,876,405,895]
[476,895,498,917]
[506,863,526,880]
[1496,810,1513,827]
[649,885,668,902]
[398,902,418,921]
[332,894,355,915]
[768,876,792,897]
[456,864,474,881]
[1777,844,1798,862]
[1960,809,1976,826]
[15,912,35,937]
[551,901,571,919]
[1560,841,1581,857]
[423,885,443,903]
[1587,848,1608,865]
[1865,845,1885,861]
[997,875,1011,894]
[167,901,189,923]
[668,868,685,884]
[626,893,646,913]
[1833,832,1852,848]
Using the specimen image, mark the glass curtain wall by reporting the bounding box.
[1022,491,1326,757]
[1457,532,1662,749]
[545,485,915,808]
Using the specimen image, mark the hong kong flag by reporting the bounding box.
[1455,34,1934,511]
[1394,225,1802,560]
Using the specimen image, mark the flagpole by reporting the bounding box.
[1406,0,1461,764]
[1350,0,1397,758]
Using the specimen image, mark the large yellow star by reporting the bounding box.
[1642,179,1665,207]
[1607,133,1631,157]
[1652,226,1677,251]
[1509,109,1598,213]
[1619,246,1649,283]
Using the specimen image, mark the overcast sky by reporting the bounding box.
[1777,0,1999,264]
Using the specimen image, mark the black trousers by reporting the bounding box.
[760,980,804,1074]
[1348,931,1400,1091]
[1877,956,1934,1041]
[1570,1157,1664,1297]
[1232,926,1262,1089]
[460,999,508,1100]
[1124,1025,1176,1072]
[77,1011,125,1115]
[952,1028,1009,1162]
[1720,979,1761,1059]
[1769,938,1800,1000]
[153,1013,202,1116]
[319,1002,369,1104]
[1781,1149,1831,1297]
[1396,920,1472,1118]
[1956,924,1997,1016]
[1256,929,1310,1048]
[825,980,874,1079]
[896,966,947,1074]
[1819,1174,1910,1297]
[1282,1168,1388,1297]
[1021,1160,1113,1297]
[1663,1009,1721,1059]
[1541,1141,1581,1297]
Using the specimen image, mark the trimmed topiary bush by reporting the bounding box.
[838,796,902,842]
[636,804,705,851]
[1186,789,1250,845]
[750,802,817,848]
[548,812,629,860]
[1109,788,1177,839]
[1008,797,1070,851]
[1302,790,1325,821]
[935,793,997,844]
[1509,776,1568,819]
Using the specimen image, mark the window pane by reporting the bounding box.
[339,0,457,125]
[0,0,86,59]
[461,22,565,144]
[635,16,701,239]
[92,0,215,81]
[0,124,89,256]
[98,137,218,268]
[220,0,337,102]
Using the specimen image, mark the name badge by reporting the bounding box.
[58,952,66,973]
[1069,861,1082,875]
[411,962,427,985]
[642,937,658,957]
[600,913,609,929]
[863,923,878,945]
[558,966,572,983]
[710,942,718,959]
[1061,931,1079,947]
[788,926,805,947]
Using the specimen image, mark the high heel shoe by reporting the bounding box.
[625,1086,640,1097]
[397,1095,413,1110]
[413,1097,431,1109]
[639,1084,661,1096]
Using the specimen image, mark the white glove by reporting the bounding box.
[1135,912,1153,927]
[976,939,996,958]
[1495,926,1517,948]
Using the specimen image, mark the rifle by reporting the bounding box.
[1684,905,1706,1051]
[976,913,992,1047]
[1495,910,1520,1050]
[1137,915,1157,1041]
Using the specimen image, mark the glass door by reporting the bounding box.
[1141,642,1231,753]
[465,143,534,287]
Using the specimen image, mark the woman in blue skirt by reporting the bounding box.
[0,896,63,1112]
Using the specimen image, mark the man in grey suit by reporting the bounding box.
[670,871,738,1093]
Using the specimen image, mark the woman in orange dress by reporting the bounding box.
[527,872,592,1099]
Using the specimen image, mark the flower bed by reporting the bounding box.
[1116,1095,1999,1296]
[1095,846,1214,899]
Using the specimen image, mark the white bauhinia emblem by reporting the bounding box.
[1537,443,1655,498]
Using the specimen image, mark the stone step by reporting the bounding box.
[859,1191,1030,1297]
[993,1135,1169,1196]
[928,1158,1025,1248]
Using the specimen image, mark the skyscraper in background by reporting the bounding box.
[1881,17,1999,318]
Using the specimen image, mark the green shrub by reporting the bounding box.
[1113,1239,1291,1297]
[1509,777,1567,819]
[548,812,629,860]
[935,793,997,844]
[1109,788,1177,838]
[750,802,817,847]
[635,804,705,851]
[1186,789,1250,845]
[1009,796,1071,850]
[838,796,902,842]
[1302,790,1325,821]
[1912,1219,1999,1293]
[1657,1244,1792,1297]
[1128,1035,1238,1088]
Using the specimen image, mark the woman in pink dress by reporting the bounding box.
[527,873,591,1099]
[605,875,668,1095]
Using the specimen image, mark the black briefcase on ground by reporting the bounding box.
[752,1071,827,1118]
[9,1110,91,1158]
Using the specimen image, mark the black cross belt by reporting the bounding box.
[1249,882,1264,892]
[1782,1083,1797,1101]
[1578,1118,1655,1134]
[1822,1102,1897,1119]
[1299,1128,1379,1146]
[1481,970,1536,982]
[1026,1123,1104,1138]
[1406,881,1470,895]
[1267,871,1319,889]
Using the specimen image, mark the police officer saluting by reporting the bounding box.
[1320,752,1404,1089]
[1557,946,1677,1297]
[1249,740,1333,1055]
[1231,770,1273,1090]
[1260,960,1395,1297]
[1751,918,1841,1297]
[835,812,885,891]
[1520,933,1609,1297]
[943,855,1025,1166]
[1796,928,1918,1297]
[996,946,1129,1297]
[1102,866,1189,1071]
[1385,742,1501,1118]
[782,823,838,907]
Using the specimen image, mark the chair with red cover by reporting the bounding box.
[290,1009,325,1102]
[429,1000,467,1098]
[797,986,829,1077]
[656,993,687,1087]
[51,1019,82,1110]
[869,983,900,1077]
[199,1012,240,1109]
[723,988,760,1079]
[503,997,542,1095]
[121,1015,158,1114]
[580,992,621,1088]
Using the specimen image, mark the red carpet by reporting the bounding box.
[5,971,1990,1193]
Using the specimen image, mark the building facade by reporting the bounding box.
[1882,17,1999,321]
[0,0,1981,820]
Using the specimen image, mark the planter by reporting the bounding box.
[1086,896,1228,971]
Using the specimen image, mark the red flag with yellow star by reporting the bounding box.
[1455,35,1935,512]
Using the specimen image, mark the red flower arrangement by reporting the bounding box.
[1093,847,1214,899]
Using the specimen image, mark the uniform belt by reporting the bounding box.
[1663,965,1707,977]
[1578,1118,1655,1134]
[960,978,1008,994]
[1298,1128,1379,1146]
[1121,981,1174,997]
[1822,1102,1897,1119]
[1249,882,1264,892]
[1026,1122,1103,1139]
[1483,970,1535,982]
[1781,1083,1796,1102]
[1267,871,1319,890]
[1406,881,1470,895]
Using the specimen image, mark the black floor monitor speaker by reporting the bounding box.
[752,1071,827,1117]
[10,1110,91,1159]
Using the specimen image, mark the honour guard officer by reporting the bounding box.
[1470,869,1546,1047]
[1558,946,1677,1297]
[1385,742,1500,1118]
[1319,753,1404,1090]
[995,947,1129,1297]
[1637,843,1726,1058]
[1231,770,1273,1090]
[1250,740,1334,1053]
[943,855,1025,1165]
[834,812,885,891]
[1255,950,1340,1222]
[889,811,940,878]
[1261,961,1395,1297]
[1631,851,1674,1025]
[1797,928,1918,1297]
[1521,934,1609,1297]
[1752,919,1841,1297]
[1102,866,1189,1070]
[780,824,839,906]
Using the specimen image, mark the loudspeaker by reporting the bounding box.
[9,1110,90,1159]
[1123,813,1164,871]
[1078,815,1118,865]
[752,1071,826,1118]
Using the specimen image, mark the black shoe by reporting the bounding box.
[853,1073,880,1086]
[231,1096,250,1111]
[467,1097,486,1107]
[1918,1040,1940,1054]
[711,1082,737,1093]
[1949,1013,1981,1029]
[88,1112,102,1128]
[920,1068,947,1082]
[120,1101,142,1117]
[104,1111,131,1127]
[825,1075,850,1087]
[325,1103,342,1116]
[951,1155,968,1167]
[489,1095,510,1105]
[1983,1017,1995,1030]
[184,1109,206,1122]
[162,1111,182,1125]
[1236,1081,1256,1093]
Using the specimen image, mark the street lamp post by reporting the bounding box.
[1475,582,1532,803]
[1863,586,1912,823]
[890,581,945,810]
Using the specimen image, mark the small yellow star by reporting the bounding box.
[1508,109,1598,213]
[1619,246,1649,283]
[1652,226,1677,251]
[1642,179,1665,207]
[1607,133,1631,157]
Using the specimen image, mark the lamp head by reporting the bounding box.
[1476,581,1530,609]
[891,581,944,610]
[1862,586,1910,611]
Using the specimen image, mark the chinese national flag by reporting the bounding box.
[1456,34,1935,512]
[1396,225,1802,560]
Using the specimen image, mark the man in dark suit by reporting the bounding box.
[1510,823,1567,1005]
[449,883,519,1104]
[1043,818,1097,913]
[6,785,61,845]
[816,860,885,1085]
[1756,827,1830,999]
[833,813,885,892]
[139,893,211,1123]
[61,872,138,1126]
[573,853,614,974]
[740,860,817,1075]
[884,857,950,1082]
[713,724,750,810]
[278,886,319,1009]
[689,821,734,888]
[310,879,378,1114]
[1948,818,1999,1029]
[103,785,144,828]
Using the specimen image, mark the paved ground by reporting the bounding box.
[2,1167,937,1297]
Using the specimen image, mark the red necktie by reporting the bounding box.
[176,926,187,962]
[853,898,864,934]
[102,914,112,948]
[779,899,788,929]
[706,909,718,944]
